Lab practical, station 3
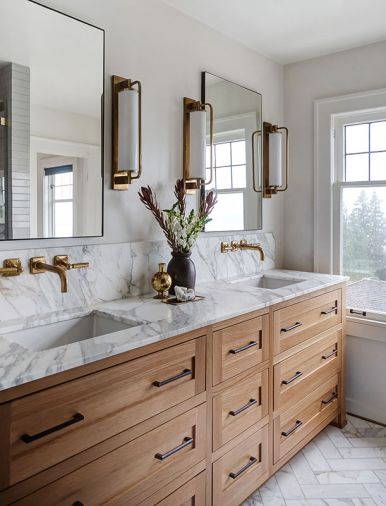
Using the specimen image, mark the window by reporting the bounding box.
[44,165,74,237]
[205,138,247,232]
[335,115,386,319]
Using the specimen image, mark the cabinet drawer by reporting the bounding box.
[274,330,341,412]
[213,315,269,385]
[274,375,339,463]
[150,472,206,506]
[273,289,342,355]
[213,369,268,451]
[213,424,269,506]
[8,337,206,485]
[13,404,206,506]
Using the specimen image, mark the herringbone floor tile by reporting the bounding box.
[243,415,386,506]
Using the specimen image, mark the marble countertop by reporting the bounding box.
[0,269,347,392]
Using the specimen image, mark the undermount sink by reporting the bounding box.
[3,312,142,351]
[229,274,306,290]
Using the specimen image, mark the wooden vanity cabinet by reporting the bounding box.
[0,283,346,506]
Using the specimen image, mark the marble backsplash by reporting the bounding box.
[0,232,274,322]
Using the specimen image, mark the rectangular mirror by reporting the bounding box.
[201,72,262,232]
[0,0,104,240]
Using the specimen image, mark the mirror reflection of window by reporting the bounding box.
[44,166,74,238]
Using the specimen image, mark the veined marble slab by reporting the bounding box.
[0,269,347,392]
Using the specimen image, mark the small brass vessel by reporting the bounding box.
[151,263,172,300]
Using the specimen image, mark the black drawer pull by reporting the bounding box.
[281,322,302,333]
[20,413,85,444]
[281,371,303,385]
[281,420,302,437]
[229,398,258,416]
[154,436,193,460]
[322,392,338,405]
[152,368,192,387]
[321,306,338,315]
[350,309,367,317]
[322,349,337,360]
[73,502,84,506]
[229,456,258,479]
[229,341,257,355]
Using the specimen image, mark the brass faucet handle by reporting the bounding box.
[0,258,24,277]
[54,255,89,270]
[221,241,240,253]
[30,257,47,274]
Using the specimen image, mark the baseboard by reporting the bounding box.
[346,397,386,425]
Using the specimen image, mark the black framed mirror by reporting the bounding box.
[0,0,104,240]
[201,71,263,232]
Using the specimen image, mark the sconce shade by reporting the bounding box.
[189,109,206,181]
[269,132,283,188]
[118,88,139,173]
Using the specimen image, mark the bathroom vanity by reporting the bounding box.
[0,271,346,506]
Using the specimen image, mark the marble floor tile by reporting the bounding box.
[244,416,385,506]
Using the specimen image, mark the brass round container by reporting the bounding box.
[151,263,172,299]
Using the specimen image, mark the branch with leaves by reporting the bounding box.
[138,179,217,253]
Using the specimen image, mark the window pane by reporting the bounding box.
[54,201,73,237]
[215,143,231,167]
[216,166,232,189]
[205,192,244,231]
[345,123,369,154]
[370,121,386,152]
[342,187,386,282]
[54,184,73,200]
[232,165,246,188]
[345,153,369,182]
[231,141,246,165]
[55,172,73,186]
[370,152,386,181]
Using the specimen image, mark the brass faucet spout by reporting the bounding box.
[29,257,68,293]
[239,240,265,261]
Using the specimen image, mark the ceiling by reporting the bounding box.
[161,0,386,64]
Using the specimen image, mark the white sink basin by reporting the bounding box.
[229,274,305,290]
[3,312,142,351]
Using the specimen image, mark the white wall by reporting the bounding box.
[283,40,386,271]
[0,0,285,266]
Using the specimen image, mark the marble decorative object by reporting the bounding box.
[0,269,347,391]
[0,232,275,324]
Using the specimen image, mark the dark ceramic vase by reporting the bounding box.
[167,252,196,295]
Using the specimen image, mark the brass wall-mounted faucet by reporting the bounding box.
[220,240,265,262]
[0,259,24,277]
[30,256,89,293]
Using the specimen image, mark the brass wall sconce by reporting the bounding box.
[183,97,214,193]
[252,121,289,198]
[112,75,142,190]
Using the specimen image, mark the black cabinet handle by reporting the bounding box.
[350,309,367,317]
[229,456,258,479]
[20,413,85,444]
[321,306,338,315]
[281,420,302,437]
[154,436,193,460]
[152,368,192,387]
[322,349,337,360]
[229,398,258,417]
[73,502,84,506]
[281,371,303,385]
[281,322,302,333]
[229,341,257,355]
[322,392,338,405]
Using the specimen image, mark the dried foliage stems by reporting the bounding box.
[138,179,217,253]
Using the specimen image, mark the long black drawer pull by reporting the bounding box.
[350,309,367,317]
[152,368,192,387]
[20,413,85,444]
[321,306,338,315]
[282,371,303,385]
[229,398,258,417]
[281,322,302,333]
[229,456,258,479]
[322,349,337,360]
[229,341,257,355]
[281,420,303,437]
[154,436,193,460]
[322,392,338,405]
